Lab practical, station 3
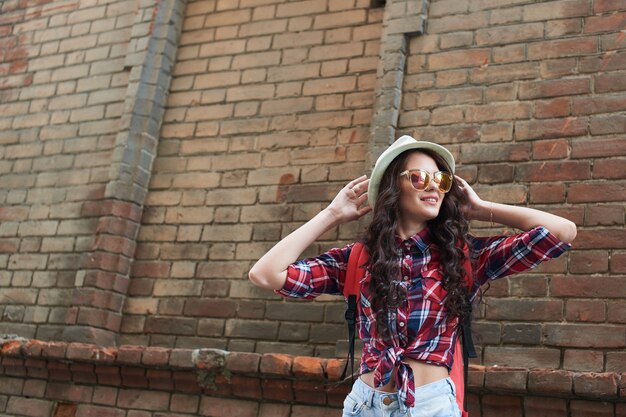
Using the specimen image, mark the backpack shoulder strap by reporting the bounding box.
[340,242,369,381]
[343,242,367,297]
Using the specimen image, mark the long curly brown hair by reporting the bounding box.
[363,149,471,337]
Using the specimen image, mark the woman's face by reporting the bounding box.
[397,151,446,223]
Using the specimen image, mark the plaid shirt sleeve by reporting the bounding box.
[275,244,353,299]
[468,225,571,287]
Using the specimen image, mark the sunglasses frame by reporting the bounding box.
[398,169,454,193]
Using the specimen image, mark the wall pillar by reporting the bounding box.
[368,0,428,166]
[62,0,187,346]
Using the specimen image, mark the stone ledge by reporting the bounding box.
[1,338,624,402]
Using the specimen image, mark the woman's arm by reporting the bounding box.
[248,175,371,291]
[455,175,577,243]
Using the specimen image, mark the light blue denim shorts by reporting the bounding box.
[342,377,461,417]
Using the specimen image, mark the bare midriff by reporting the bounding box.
[360,358,449,392]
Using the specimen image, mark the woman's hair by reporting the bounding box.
[363,149,471,337]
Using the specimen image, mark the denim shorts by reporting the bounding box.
[342,377,461,417]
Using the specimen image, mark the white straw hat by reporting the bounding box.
[367,135,455,208]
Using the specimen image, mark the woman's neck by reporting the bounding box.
[397,219,427,240]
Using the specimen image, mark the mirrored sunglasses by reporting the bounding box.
[398,169,453,193]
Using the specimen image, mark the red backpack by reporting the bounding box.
[341,242,475,417]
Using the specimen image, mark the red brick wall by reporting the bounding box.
[2,339,625,417]
[1,0,625,415]
[121,0,384,354]
[0,0,138,340]
[396,0,626,375]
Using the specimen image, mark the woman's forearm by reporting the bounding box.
[475,201,577,243]
[248,208,341,291]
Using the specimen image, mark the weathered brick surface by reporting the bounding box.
[1,339,623,416]
[1,0,626,414]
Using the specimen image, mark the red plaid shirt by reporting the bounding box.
[276,226,570,406]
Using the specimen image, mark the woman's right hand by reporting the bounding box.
[325,175,372,224]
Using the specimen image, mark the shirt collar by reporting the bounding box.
[395,226,432,253]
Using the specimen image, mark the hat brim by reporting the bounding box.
[367,136,455,208]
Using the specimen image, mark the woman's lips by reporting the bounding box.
[420,196,439,205]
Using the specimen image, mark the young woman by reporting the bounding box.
[249,136,576,417]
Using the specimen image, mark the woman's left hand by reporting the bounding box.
[455,175,484,220]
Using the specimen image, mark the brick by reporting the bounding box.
[524,396,567,416]
[573,94,626,115]
[232,51,280,69]
[514,117,588,141]
[606,352,626,372]
[466,102,531,123]
[310,9,366,29]
[528,38,597,59]
[532,183,565,205]
[142,347,169,366]
[258,403,291,417]
[184,298,237,317]
[152,280,202,297]
[502,323,541,345]
[225,352,261,373]
[221,118,270,134]
[567,182,626,203]
[145,317,197,335]
[239,19,287,37]
[225,319,278,340]
[6,397,53,417]
[440,31,473,49]
[594,0,626,12]
[428,11,489,33]
[590,115,626,136]
[194,72,240,89]
[570,400,615,417]
[544,324,625,348]
[582,50,626,73]
[585,205,624,226]
[484,368,528,391]
[292,356,324,378]
[45,382,93,402]
[462,143,530,164]
[260,97,313,115]
[611,252,626,274]
[476,23,542,46]
[564,349,605,372]
[571,137,626,158]
[595,71,626,93]
[523,0,589,22]
[484,347,560,368]
[429,49,490,70]
[117,389,170,411]
[486,299,563,321]
[551,276,626,298]
[528,368,573,394]
[574,372,619,397]
[276,0,325,17]
[398,109,430,127]
[199,397,258,417]
[302,76,356,96]
[517,160,590,182]
[296,112,352,130]
[199,39,246,58]
[76,404,124,417]
[570,251,609,274]
[520,77,590,99]
[482,395,523,417]
[585,12,626,34]
[264,302,325,322]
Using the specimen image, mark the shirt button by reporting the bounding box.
[403,276,408,280]
[399,322,405,327]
